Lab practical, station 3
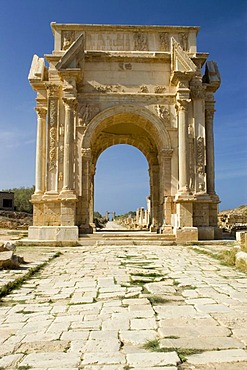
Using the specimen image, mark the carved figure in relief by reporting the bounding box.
[179,33,188,51]
[156,105,170,123]
[62,31,75,50]
[134,32,148,51]
[159,32,169,51]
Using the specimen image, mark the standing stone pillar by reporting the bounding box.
[62,98,76,192]
[177,100,190,193]
[35,107,47,194]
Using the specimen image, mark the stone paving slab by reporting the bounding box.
[0,243,246,369]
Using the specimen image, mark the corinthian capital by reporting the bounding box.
[47,84,60,98]
[176,99,190,112]
[63,98,77,110]
[35,107,47,119]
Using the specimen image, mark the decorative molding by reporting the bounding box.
[49,127,57,171]
[197,136,205,175]
[49,99,58,127]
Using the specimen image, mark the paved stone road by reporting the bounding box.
[0,244,247,369]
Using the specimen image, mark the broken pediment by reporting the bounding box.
[56,33,84,70]
[170,37,197,84]
[28,55,47,82]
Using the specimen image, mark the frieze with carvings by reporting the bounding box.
[154,86,166,94]
[62,30,75,50]
[134,32,148,51]
[92,83,125,93]
[159,32,169,51]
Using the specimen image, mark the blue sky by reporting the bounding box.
[0,0,246,214]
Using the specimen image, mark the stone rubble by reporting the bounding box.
[0,243,246,369]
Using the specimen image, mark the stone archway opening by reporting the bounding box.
[80,110,165,234]
[94,144,150,230]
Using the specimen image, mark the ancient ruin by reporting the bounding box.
[28,23,221,242]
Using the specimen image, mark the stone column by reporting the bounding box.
[177,100,190,193]
[62,98,76,192]
[205,105,216,195]
[35,107,47,194]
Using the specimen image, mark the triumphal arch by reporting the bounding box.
[28,23,221,242]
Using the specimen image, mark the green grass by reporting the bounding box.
[143,339,205,363]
